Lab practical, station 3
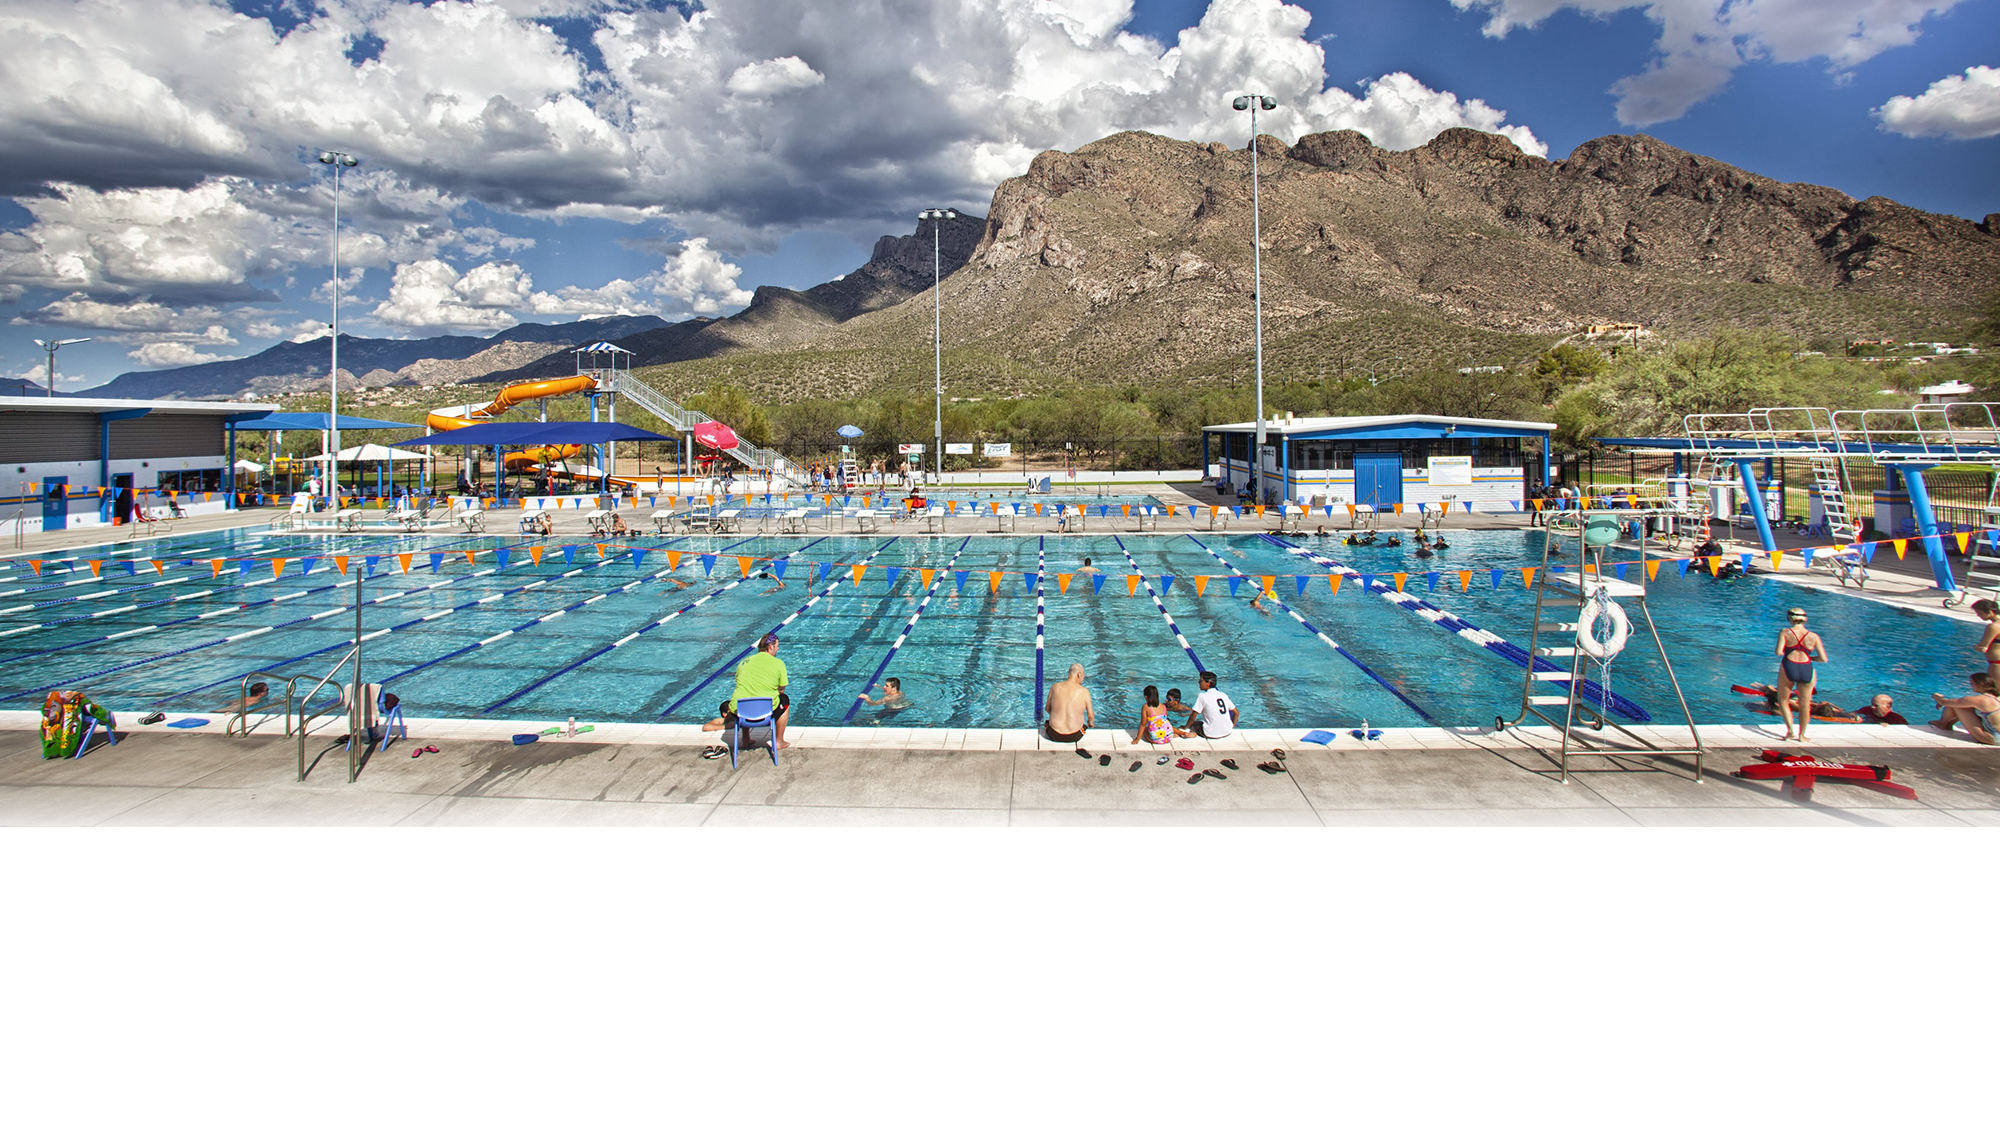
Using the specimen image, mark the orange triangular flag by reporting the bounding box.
[1645,560,1661,581]
[396,554,412,574]
[989,570,1003,592]
[1392,503,1402,515]
[596,543,607,557]
[1193,575,1209,597]
[271,558,286,579]
[1211,506,1220,518]
[1521,566,1536,588]
[1121,504,1130,517]
[88,560,102,577]
[1769,551,1784,570]
[1457,570,1471,591]
[948,501,957,514]
[921,568,936,587]
[1582,563,1597,575]
[852,564,867,584]
[666,551,682,569]
[737,556,753,577]
[529,545,543,565]
[1891,538,1908,559]
[1056,573,1073,593]
[1579,497,1591,510]
[1126,574,1140,595]
[1957,532,1972,555]
[334,556,349,575]
[151,560,164,575]
[483,498,493,509]
[1706,556,1721,576]
[1166,505,1176,518]
[1345,504,1355,520]
[1260,575,1275,596]
[28,560,42,576]
[211,559,225,577]
[1033,503,1043,516]
[1531,499,1545,511]
[989,501,999,514]
[465,551,478,565]
[1328,574,1343,595]
[1255,505,1266,518]
[1393,572,1408,592]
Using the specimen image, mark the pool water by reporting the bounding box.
[0,527,1974,731]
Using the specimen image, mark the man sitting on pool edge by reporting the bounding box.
[1043,663,1094,743]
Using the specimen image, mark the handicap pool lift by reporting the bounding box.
[1499,510,1703,783]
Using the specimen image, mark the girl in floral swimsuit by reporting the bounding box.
[1131,685,1176,747]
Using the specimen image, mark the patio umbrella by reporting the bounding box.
[233,459,264,473]
[693,420,738,450]
[837,424,864,438]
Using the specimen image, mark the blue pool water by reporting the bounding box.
[0,527,1974,730]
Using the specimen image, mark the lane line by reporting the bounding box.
[841,536,972,723]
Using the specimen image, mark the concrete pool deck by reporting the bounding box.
[4,708,1994,826]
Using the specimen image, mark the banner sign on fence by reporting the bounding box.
[983,443,1012,457]
[897,443,924,455]
[945,443,973,455]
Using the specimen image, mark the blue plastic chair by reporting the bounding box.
[728,697,779,769]
[73,714,116,759]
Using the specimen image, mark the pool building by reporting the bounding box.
[1201,414,1555,508]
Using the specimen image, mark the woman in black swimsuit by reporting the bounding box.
[1775,607,1828,742]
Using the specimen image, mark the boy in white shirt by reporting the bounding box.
[1181,671,1238,739]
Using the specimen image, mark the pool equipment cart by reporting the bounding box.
[1499,510,1703,782]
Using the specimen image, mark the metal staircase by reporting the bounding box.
[613,376,804,486]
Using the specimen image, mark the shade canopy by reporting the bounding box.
[233,459,264,473]
[837,424,864,438]
[392,420,675,448]
[298,443,429,463]
[228,411,421,431]
[693,420,738,450]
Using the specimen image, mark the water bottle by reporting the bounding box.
[566,716,577,738]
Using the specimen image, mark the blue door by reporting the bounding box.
[1353,455,1402,508]
[41,476,67,533]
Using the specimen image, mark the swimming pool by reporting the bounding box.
[0,527,1973,731]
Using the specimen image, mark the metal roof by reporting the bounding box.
[0,396,269,416]
[1201,413,1555,436]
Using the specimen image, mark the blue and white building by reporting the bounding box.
[1200,413,1555,506]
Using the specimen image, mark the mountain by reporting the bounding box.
[468,212,986,384]
[627,128,2000,403]
[78,313,671,399]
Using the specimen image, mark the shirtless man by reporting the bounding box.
[1042,662,1094,743]
[1075,557,1100,577]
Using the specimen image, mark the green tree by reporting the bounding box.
[1530,343,1608,401]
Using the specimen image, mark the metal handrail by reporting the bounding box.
[225,672,292,737]
[291,647,357,782]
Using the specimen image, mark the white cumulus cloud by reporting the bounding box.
[1450,0,1966,125]
[128,338,234,367]
[1877,65,2000,139]
[725,56,826,97]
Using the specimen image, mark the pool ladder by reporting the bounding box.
[1499,512,1704,783]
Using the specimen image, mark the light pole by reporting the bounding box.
[317,150,359,502]
[1232,94,1276,502]
[918,208,957,484]
[31,337,91,397]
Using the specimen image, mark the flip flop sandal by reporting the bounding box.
[1187,772,1203,785]
[1098,754,1111,766]
[700,748,727,760]
[1074,748,1093,759]
[1272,749,1286,760]
[411,745,440,758]
[1156,755,1170,766]
[1220,759,1239,770]
[1174,757,1195,771]
[1128,760,1142,772]
[1202,768,1227,780]
[140,712,165,725]
[1255,762,1278,774]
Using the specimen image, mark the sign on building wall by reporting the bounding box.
[1427,455,1473,486]
[897,443,924,455]
[982,443,1012,457]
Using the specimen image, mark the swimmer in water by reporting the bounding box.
[857,677,911,712]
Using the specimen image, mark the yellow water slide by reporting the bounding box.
[425,374,597,469]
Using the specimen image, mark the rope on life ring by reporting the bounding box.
[1575,595,1630,660]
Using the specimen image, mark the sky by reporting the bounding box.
[1,0,1995,391]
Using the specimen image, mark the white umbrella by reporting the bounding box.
[233,459,264,473]
[297,443,428,464]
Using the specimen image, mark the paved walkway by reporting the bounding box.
[4,709,1993,826]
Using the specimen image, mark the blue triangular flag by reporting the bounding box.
[1158,575,1174,594]
[1463,501,1473,513]
[701,554,717,576]
[1987,530,1999,549]
[1022,573,1037,593]
[562,545,578,564]
[818,562,833,583]
[300,558,316,577]
[632,548,647,568]
[954,570,969,593]
[1860,541,1877,562]
[772,559,787,579]
[1425,572,1440,593]
[1090,573,1106,594]
[364,556,380,576]
[1510,500,1521,512]
[429,553,444,573]
[1739,554,1755,573]
[495,548,511,569]
[885,566,901,585]
[120,561,135,575]
[1677,559,1692,577]
[1417,503,1427,513]
[1614,563,1628,580]
[1227,575,1242,596]
[1490,569,1503,590]
[1296,575,1310,595]
[239,559,255,576]
[1550,565,1566,574]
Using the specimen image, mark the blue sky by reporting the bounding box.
[1,0,1993,390]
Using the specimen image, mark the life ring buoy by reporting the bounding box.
[1576,597,1630,660]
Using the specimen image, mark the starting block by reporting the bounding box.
[1732,749,1917,802]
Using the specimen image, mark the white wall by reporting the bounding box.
[4,455,231,532]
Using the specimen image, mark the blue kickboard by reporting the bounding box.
[1299,729,1336,745]
[166,718,209,728]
